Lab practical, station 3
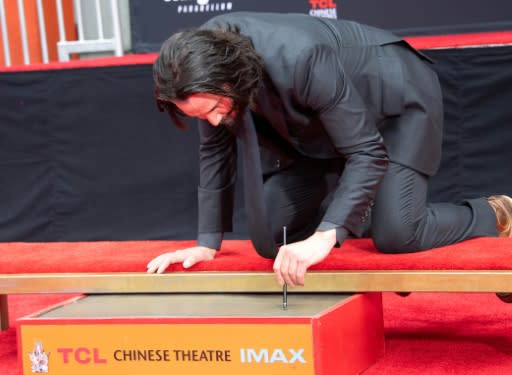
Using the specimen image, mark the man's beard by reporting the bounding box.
[219,114,236,127]
[219,105,244,127]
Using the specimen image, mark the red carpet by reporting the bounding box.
[2,238,512,373]
[366,292,512,374]
[2,292,512,374]
[1,238,512,273]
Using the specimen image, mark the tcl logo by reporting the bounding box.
[57,347,107,365]
[309,0,337,8]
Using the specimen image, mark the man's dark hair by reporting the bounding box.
[153,25,264,128]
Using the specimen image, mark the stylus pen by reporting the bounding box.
[283,226,288,311]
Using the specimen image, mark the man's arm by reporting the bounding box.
[273,45,389,286]
[294,44,389,242]
[197,120,238,249]
[147,120,237,274]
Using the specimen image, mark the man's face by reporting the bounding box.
[173,93,235,126]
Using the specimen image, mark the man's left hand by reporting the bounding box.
[273,229,337,287]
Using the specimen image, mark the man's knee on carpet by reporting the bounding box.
[254,242,278,259]
[372,218,427,254]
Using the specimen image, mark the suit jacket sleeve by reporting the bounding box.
[294,45,389,237]
[196,119,238,248]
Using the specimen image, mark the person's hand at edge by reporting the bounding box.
[273,229,337,287]
[146,246,217,274]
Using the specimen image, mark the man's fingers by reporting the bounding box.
[147,251,184,273]
[156,258,173,274]
[183,255,198,269]
[273,244,311,287]
[146,254,168,273]
[146,254,165,270]
[279,249,297,287]
[273,246,285,286]
[286,258,299,287]
[146,263,159,273]
[295,261,308,286]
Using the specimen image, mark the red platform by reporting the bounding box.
[17,293,384,375]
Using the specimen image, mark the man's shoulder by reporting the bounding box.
[200,12,312,29]
[200,12,259,29]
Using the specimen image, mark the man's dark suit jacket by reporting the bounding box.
[196,12,444,248]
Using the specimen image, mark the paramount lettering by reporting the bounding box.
[240,348,306,364]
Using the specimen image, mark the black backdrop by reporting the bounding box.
[130,0,321,53]
[1,46,512,242]
[130,0,512,52]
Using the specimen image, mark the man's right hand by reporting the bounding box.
[146,246,217,274]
